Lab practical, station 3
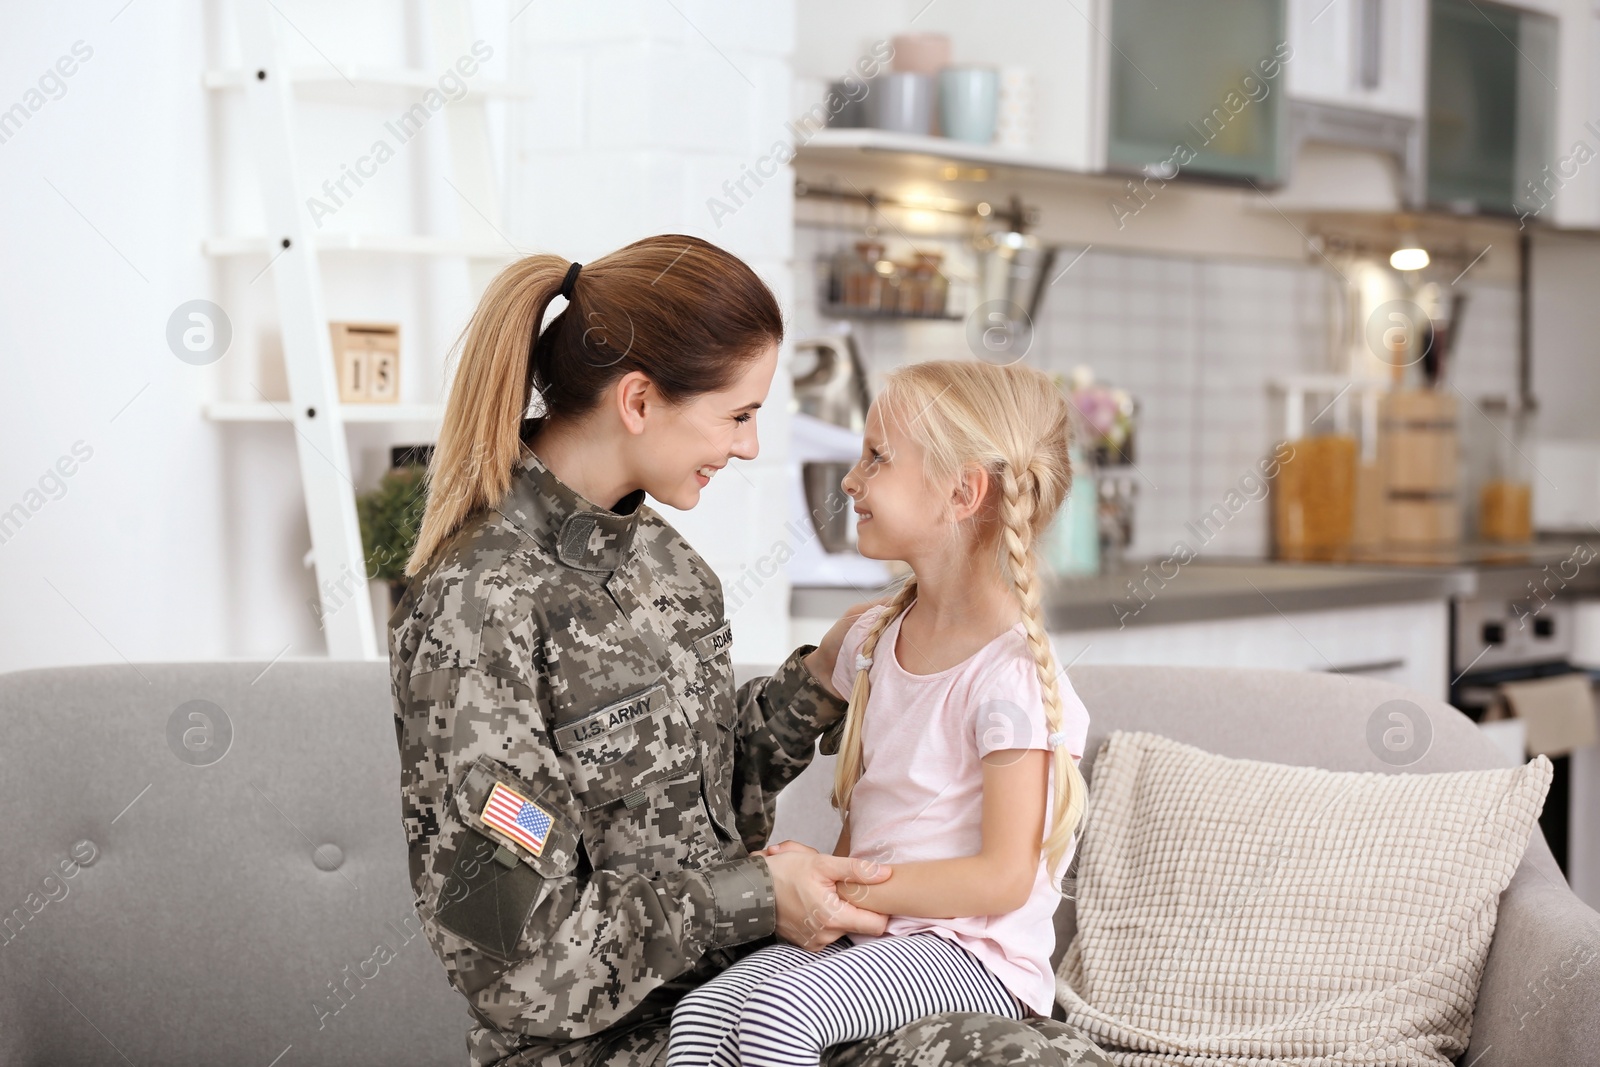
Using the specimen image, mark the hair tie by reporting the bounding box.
[559,261,582,300]
[855,653,873,672]
[1047,731,1071,751]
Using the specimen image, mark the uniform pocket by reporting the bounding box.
[551,680,698,809]
[431,828,543,966]
[578,768,724,877]
[678,621,740,846]
[700,748,742,844]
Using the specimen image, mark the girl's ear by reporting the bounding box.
[949,463,989,521]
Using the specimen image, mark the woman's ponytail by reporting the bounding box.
[404,255,568,577]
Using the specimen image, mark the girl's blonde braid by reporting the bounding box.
[996,458,1088,877]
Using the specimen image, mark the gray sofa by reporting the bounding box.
[1,660,1594,1066]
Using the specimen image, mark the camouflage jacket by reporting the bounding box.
[389,447,850,1067]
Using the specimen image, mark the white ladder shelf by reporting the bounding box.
[210,0,524,659]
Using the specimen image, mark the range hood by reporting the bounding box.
[1258,100,1423,214]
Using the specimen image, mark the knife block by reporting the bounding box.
[1379,390,1461,544]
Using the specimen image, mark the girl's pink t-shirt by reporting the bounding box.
[828,602,1090,1018]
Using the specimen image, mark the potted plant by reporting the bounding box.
[356,464,428,612]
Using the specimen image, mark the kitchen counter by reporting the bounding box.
[1341,537,1600,601]
[792,560,1463,631]
[1048,560,1468,630]
[790,540,1600,632]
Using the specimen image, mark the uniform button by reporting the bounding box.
[312,843,344,871]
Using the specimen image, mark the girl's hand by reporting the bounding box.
[755,839,816,858]
[763,848,892,950]
[834,878,876,905]
[803,598,890,698]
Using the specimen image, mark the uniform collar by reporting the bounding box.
[499,447,647,573]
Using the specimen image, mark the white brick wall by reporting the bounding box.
[510,2,800,662]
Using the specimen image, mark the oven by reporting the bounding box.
[1449,594,1586,879]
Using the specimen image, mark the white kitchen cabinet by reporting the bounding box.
[1407,0,1600,229]
[795,1,1600,224]
[1428,0,1560,215]
[1043,600,1449,703]
[1102,0,1290,182]
[1544,1,1600,227]
[1287,0,1427,119]
[791,599,1449,704]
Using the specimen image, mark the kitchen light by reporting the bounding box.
[1390,247,1430,271]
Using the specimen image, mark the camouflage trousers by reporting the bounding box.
[595,1010,1118,1066]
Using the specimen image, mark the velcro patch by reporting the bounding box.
[694,622,733,663]
[552,683,667,754]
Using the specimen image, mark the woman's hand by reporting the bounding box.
[759,840,892,950]
[802,598,890,699]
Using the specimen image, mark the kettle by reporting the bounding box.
[972,194,1059,329]
[794,332,870,432]
[793,333,870,553]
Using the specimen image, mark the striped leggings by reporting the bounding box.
[665,932,1026,1067]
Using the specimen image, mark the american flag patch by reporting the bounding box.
[480,781,553,857]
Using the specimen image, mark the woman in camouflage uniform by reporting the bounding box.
[390,235,1114,1067]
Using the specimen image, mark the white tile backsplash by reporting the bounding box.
[794,224,1522,562]
[508,4,800,662]
[1449,283,1520,401]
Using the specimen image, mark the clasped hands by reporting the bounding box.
[754,838,891,951]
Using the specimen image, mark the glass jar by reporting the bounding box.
[843,240,886,310]
[1478,398,1534,543]
[873,255,903,315]
[1275,432,1358,560]
[896,258,927,315]
[915,250,949,316]
[1273,382,1363,561]
[826,246,852,307]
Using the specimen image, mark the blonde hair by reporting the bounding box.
[404,236,782,578]
[830,360,1089,879]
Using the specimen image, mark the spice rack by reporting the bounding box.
[797,177,991,327]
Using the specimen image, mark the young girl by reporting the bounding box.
[666,359,1092,1067]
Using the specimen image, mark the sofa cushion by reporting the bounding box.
[0,661,468,1067]
[1055,730,1553,1066]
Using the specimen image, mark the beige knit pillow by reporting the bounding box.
[1056,731,1552,1067]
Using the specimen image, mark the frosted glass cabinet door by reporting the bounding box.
[1426,0,1557,216]
[1106,0,1289,182]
